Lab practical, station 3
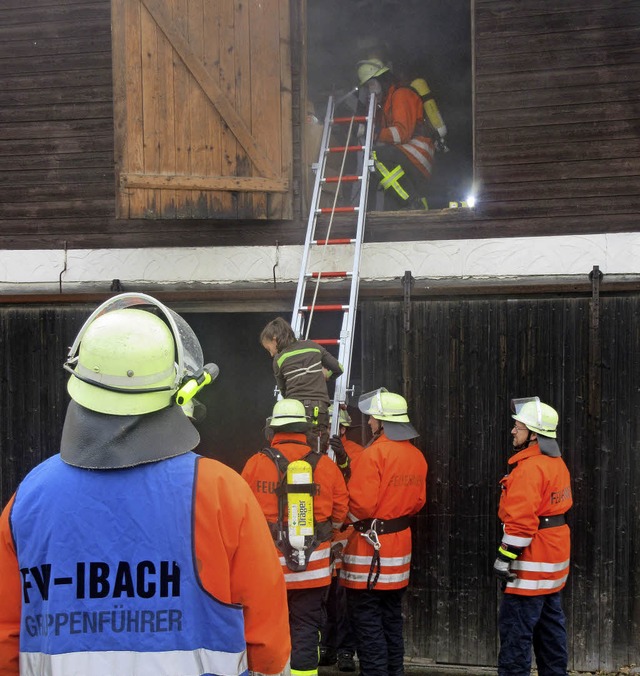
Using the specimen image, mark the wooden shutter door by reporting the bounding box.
[112,0,292,220]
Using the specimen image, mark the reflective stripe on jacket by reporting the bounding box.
[498,443,572,596]
[377,84,435,179]
[340,432,427,591]
[0,453,290,676]
[241,432,349,590]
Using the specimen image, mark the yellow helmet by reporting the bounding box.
[358,388,409,422]
[65,293,207,416]
[329,404,352,427]
[357,58,390,85]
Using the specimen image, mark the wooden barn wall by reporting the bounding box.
[360,297,640,672]
[473,0,640,234]
[1,296,639,671]
[1,0,639,249]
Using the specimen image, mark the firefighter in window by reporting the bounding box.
[242,399,349,676]
[356,57,448,211]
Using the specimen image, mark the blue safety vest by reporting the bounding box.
[10,453,248,676]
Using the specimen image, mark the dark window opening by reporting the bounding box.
[306,0,473,212]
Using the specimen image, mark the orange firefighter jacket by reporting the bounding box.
[242,432,349,590]
[0,456,290,676]
[498,442,572,596]
[343,437,364,462]
[377,84,435,179]
[340,432,427,590]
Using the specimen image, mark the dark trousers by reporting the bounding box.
[321,576,356,655]
[302,400,329,452]
[288,586,328,674]
[498,592,568,676]
[346,587,406,676]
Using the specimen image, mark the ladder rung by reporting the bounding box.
[324,175,360,183]
[317,206,357,214]
[300,304,348,312]
[327,145,364,153]
[313,338,340,345]
[314,238,355,245]
[308,271,350,278]
[333,116,367,124]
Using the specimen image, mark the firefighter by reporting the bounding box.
[494,397,573,676]
[242,398,349,676]
[260,317,344,453]
[339,388,428,676]
[357,57,441,211]
[327,405,365,469]
[319,406,363,672]
[0,293,290,676]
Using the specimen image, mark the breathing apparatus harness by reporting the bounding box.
[261,441,333,572]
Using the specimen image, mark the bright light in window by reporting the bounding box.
[465,194,476,208]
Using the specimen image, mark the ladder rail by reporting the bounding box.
[291,96,336,338]
[330,93,377,437]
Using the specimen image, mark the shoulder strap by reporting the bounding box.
[260,446,289,476]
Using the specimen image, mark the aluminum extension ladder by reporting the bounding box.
[291,92,377,437]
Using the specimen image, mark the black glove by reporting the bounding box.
[493,553,517,582]
[329,435,348,467]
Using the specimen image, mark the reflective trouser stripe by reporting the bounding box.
[511,558,570,573]
[340,569,410,585]
[20,647,248,676]
[506,573,569,592]
[281,546,331,585]
[341,553,412,586]
[375,161,409,200]
[291,669,318,676]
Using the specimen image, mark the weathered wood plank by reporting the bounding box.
[478,138,640,166]
[477,63,640,95]
[481,176,640,202]
[477,81,640,113]
[120,173,289,192]
[172,0,194,218]
[476,6,640,37]
[0,69,113,92]
[477,119,640,147]
[477,40,640,78]
[0,102,113,123]
[479,157,640,184]
[476,101,640,130]
[233,0,256,218]
[0,33,110,59]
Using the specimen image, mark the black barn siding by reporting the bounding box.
[1,295,639,671]
[360,296,640,671]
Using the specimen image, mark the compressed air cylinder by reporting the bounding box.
[287,459,315,567]
[411,78,447,139]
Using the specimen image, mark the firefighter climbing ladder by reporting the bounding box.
[291,92,377,437]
